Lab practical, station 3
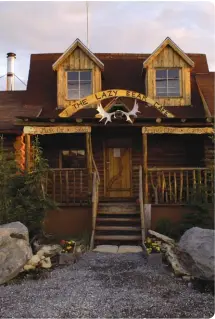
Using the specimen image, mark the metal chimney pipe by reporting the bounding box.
[7,52,16,91]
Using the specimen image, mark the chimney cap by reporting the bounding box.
[7,52,16,58]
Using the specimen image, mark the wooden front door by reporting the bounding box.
[105,147,132,198]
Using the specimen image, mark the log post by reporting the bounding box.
[25,134,31,172]
[142,133,148,203]
[86,132,93,194]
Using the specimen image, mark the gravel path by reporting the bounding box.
[0,252,214,318]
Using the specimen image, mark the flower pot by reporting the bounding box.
[147,252,163,267]
[59,253,75,265]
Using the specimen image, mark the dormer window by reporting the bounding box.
[156,69,180,97]
[67,71,92,100]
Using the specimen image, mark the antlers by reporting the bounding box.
[96,104,115,124]
[96,100,140,124]
[119,100,140,123]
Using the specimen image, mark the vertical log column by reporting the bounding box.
[142,133,148,203]
[25,134,31,172]
[86,132,93,194]
[14,133,26,171]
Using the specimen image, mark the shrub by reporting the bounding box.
[0,135,56,237]
[155,218,177,238]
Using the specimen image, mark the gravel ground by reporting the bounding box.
[0,252,214,318]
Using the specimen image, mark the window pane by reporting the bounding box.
[68,89,79,99]
[80,82,92,98]
[168,79,179,88]
[61,149,86,168]
[156,79,167,88]
[68,72,78,80]
[62,150,69,156]
[80,71,91,81]
[168,69,179,79]
[77,150,85,156]
[157,91,168,97]
[156,70,167,79]
[156,87,167,96]
[168,92,180,96]
[168,88,180,95]
[68,81,79,90]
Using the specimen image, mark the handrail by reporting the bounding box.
[45,168,88,204]
[148,167,214,204]
[89,134,100,184]
[51,168,86,171]
[139,166,146,247]
[148,167,211,172]
[90,171,99,250]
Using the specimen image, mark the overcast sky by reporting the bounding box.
[0,1,214,90]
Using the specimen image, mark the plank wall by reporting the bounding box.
[146,45,192,106]
[56,47,102,108]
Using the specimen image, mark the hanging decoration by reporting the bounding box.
[96,100,140,125]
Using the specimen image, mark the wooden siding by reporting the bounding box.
[146,45,192,106]
[57,47,101,108]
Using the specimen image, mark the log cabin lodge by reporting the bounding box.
[0,37,214,247]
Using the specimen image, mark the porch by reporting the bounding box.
[22,124,214,247]
[34,126,213,205]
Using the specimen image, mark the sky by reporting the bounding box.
[0,1,214,90]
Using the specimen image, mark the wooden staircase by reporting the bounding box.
[94,202,142,246]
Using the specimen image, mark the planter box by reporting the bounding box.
[59,253,75,265]
[147,253,163,267]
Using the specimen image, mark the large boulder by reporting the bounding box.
[0,222,32,284]
[178,227,215,280]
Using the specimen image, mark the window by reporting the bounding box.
[60,150,86,168]
[67,71,92,100]
[156,69,180,97]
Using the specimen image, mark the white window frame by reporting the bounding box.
[67,70,92,100]
[156,68,181,97]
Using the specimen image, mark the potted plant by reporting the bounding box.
[59,239,76,265]
[144,237,163,265]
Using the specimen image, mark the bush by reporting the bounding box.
[155,217,180,239]
[0,135,56,237]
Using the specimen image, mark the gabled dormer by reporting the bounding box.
[143,37,194,106]
[52,38,104,109]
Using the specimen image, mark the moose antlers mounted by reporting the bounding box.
[96,100,140,125]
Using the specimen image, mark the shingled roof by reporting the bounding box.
[0,91,41,132]
[196,72,215,117]
[0,50,213,131]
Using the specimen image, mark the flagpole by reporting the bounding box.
[86,1,89,47]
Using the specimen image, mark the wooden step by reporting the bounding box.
[94,235,142,241]
[98,211,139,215]
[95,226,141,231]
[97,217,140,222]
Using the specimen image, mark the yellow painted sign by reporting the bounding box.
[23,126,91,135]
[59,89,175,118]
[142,126,214,134]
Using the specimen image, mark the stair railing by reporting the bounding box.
[90,171,99,250]
[139,165,147,248]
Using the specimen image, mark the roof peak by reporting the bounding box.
[52,38,104,71]
[143,37,195,68]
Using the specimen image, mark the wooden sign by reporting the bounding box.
[142,126,214,134]
[23,126,91,135]
[59,89,175,118]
